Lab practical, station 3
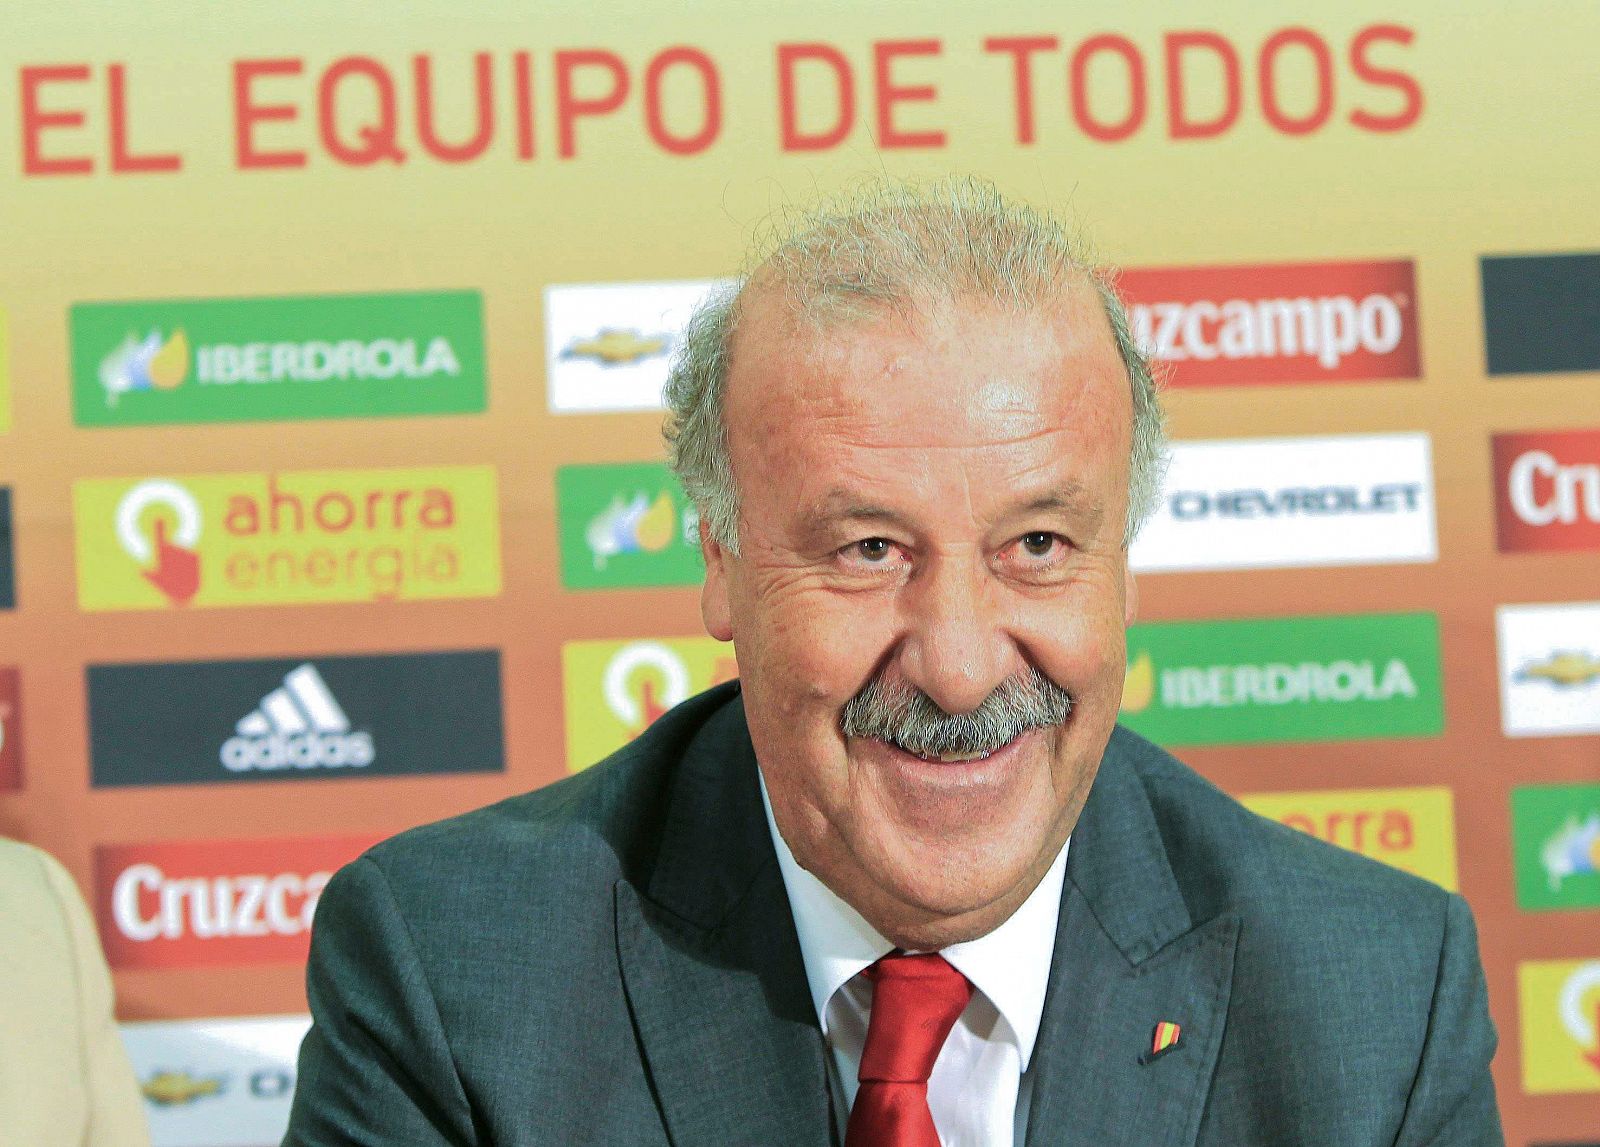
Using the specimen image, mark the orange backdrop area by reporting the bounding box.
[2,3,1599,1144]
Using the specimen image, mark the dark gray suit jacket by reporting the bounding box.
[284,683,1504,1145]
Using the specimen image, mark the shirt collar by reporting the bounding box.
[760,774,1069,1071]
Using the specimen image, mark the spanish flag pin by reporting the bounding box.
[1139,1021,1182,1064]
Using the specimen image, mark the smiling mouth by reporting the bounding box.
[880,737,1012,764]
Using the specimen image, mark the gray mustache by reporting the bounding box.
[839,666,1073,757]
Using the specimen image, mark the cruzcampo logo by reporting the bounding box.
[1239,786,1458,889]
[1519,959,1600,1095]
[1513,782,1600,912]
[74,466,500,611]
[70,290,485,427]
[561,637,737,771]
[556,462,701,590]
[1118,612,1443,746]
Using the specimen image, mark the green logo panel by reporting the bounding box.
[1119,612,1444,747]
[70,290,485,427]
[1512,782,1600,911]
[557,462,702,590]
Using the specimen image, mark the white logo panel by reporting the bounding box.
[121,1014,310,1147]
[1130,432,1437,573]
[544,279,731,413]
[1497,602,1600,738]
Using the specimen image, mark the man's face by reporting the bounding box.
[702,280,1136,947]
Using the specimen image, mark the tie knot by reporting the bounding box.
[857,953,974,1084]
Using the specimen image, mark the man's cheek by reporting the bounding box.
[774,601,892,693]
[1026,626,1124,703]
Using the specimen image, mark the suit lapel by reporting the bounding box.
[1026,728,1239,1147]
[615,693,834,1147]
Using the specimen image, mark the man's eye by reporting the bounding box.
[855,538,894,561]
[1020,532,1057,557]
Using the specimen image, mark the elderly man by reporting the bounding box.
[285,182,1502,1146]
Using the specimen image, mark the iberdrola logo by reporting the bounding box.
[1121,650,1154,713]
[99,330,189,406]
[585,491,676,570]
[115,480,202,606]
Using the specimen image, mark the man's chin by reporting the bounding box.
[835,820,1065,947]
[848,857,1049,949]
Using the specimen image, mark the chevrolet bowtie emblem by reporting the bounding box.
[561,329,671,366]
[1139,1021,1183,1064]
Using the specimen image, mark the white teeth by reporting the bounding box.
[914,748,992,763]
[880,738,1002,763]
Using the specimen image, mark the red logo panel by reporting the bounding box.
[1493,429,1600,553]
[93,834,383,969]
[0,668,21,790]
[1118,259,1420,387]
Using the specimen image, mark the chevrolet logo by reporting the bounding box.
[141,1070,225,1106]
[562,329,671,366]
[1518,651,1600,688]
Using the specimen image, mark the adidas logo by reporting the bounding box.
[220,663,375,772]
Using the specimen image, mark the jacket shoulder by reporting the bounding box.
[1107,731,1501,1140]
[355,682,738,910]
[1109,726,1453,939]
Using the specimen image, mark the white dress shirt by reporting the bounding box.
[760,780,1069,1147]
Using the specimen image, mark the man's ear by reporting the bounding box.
[699,517,734,641]
[1123,556,1139,628]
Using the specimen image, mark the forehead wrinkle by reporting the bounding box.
[729,287,1133,549]
[743,300,1120,451]
[797,360,1110,457]
[806,419,1107,489]
[1020,485,1102,517]
[794,424,1101,497]
[788,315,1073,411]
[802,462,1104,537]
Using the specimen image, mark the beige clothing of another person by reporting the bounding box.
[0,837,150,1147]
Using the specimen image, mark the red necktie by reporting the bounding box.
[845,952,974,1147]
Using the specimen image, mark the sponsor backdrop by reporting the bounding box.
[0,2,1596,1142]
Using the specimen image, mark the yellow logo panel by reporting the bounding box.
[0,306,10,433]
[561,636,737,772]
[74,466,501,611]
[1519,959,1600,1094]
[1239,785,1457,890]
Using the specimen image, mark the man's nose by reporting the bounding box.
[894,555,1016,715]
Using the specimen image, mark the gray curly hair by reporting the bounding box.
[663,178,1167,555]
